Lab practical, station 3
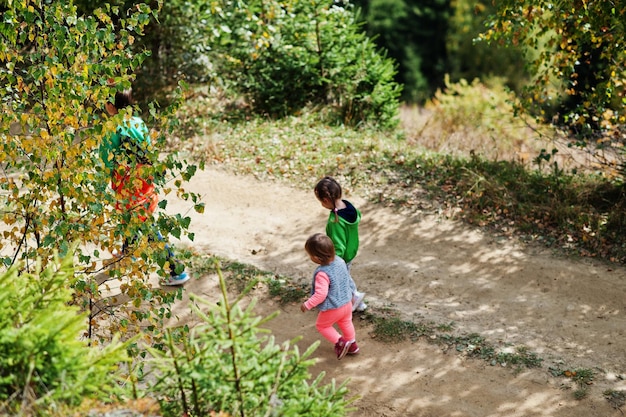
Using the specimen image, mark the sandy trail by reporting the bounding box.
[165,166,625,417]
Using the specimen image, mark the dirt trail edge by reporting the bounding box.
[165,166,626,417]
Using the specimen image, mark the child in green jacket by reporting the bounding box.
[314,176,367,311]
[100,88,189,286]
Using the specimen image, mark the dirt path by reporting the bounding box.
[166,166,625,417]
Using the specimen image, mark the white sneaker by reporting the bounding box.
[163,271,190,286]
[352,291,366,312]
[356,301,367,312]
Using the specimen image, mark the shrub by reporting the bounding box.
[0,254,131,416]
[413,76,547,162]
[209,0,401,128]
[0,1,201,342]
[147,266,352,417]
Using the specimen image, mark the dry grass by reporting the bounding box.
[397,77,621,178]
[399,104,605,174]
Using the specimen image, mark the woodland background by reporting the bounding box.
[1,0,625,416]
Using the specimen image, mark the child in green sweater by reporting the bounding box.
[314,176,367,311]
[100,88,189,286]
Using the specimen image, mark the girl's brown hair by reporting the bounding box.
[305,233,335,264]
[114,89,134,110]
[314,176,342,222]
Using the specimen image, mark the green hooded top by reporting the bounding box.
[99,116,150,170]
[325,200,361,264]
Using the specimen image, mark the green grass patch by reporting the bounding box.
[363,310,542,371]
[549,366,596,400]
[267,277,309,305]
[176,94,626,264]
[368,314,434,343]
[604,389,626,411]
[189,253,308,302]
[438,332,542,371]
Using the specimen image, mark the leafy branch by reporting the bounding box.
[147,260,352,417]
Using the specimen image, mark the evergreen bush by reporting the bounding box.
[208,0,401,128]
[0,254,131,416]
[147,267,352,417]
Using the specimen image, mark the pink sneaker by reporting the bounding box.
[347,341,359,355]
[334,337,352,360]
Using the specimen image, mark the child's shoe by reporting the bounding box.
[163,271,190,286]
[356,301,367,312]
[347,341,359,355]
[352,291,366,312]
[334,337,352,360]
[111,246,137,261]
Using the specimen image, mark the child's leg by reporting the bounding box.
[119,232,138,257]
[346,261,366,310]
[148,228,188,285]
[315,310,343,344]
[151,229,185,276]
[335,303,356,342]
[346,264,360,298]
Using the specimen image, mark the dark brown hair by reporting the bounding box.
[314,176,342,222]
[114,88,133,110]
[305,233,335,264]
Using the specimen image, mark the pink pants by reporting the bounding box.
[315,302,355,344]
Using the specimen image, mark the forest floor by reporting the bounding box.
[163,165,626,417]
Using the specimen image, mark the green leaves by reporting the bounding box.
[1,1,199,346]
[0,254,131,415]
[1,2,146,267]
[483,1,626,142]
[207,0,401,128]
[147,266,352,417]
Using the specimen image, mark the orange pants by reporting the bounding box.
[111,164,158,222]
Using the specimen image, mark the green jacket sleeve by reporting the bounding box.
[325,208,361,263]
